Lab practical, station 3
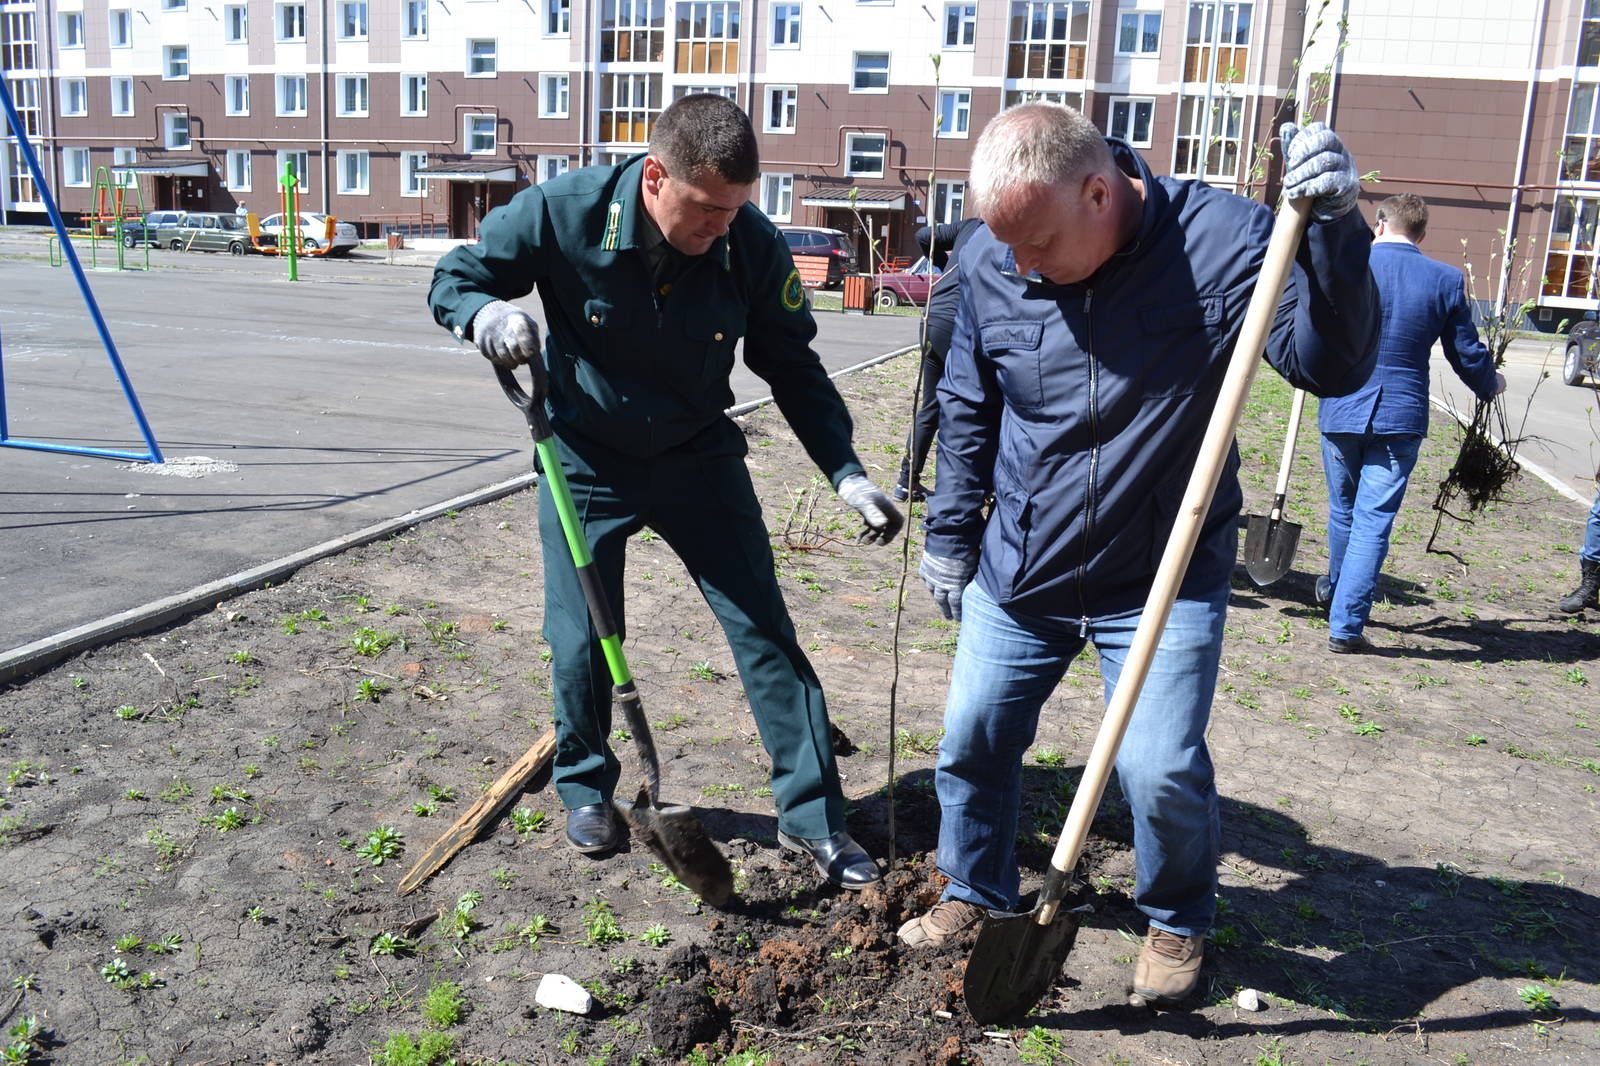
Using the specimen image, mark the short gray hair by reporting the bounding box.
[968,103,1113,216]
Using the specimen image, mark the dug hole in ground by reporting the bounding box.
[0,355,1596,1065]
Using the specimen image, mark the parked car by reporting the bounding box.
[869,256,943,309]
[257,212,360,255]
[119,209,187,248]
[1564,319,1600,386]
[169,213,252,255]
[779,226,857,289]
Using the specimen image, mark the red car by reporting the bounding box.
[869,257,943,309]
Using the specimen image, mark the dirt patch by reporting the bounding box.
[1,356,1597,1064]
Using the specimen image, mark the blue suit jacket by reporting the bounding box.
[1318,240,1499,437]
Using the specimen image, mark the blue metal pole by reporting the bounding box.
[0,78,164,464]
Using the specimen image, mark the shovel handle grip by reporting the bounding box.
[495,363,553,441]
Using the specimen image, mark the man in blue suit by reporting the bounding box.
[1317,193,1505,652]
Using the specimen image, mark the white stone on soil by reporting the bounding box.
[535,973,593,1015]
[1236,988,1265,1012]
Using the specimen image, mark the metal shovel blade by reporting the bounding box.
[1243,512,1301,587]
[616,786,734,907]
[963,898,1092,1024]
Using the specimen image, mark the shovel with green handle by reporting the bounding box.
[496,364,734,907]
[962,196,1314,1024]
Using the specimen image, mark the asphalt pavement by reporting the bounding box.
[0,237,919,673]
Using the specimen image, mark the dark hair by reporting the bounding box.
[648,93,760,186]
[1376,193,1428,240]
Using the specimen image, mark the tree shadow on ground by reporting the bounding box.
[1375,614,1600,665]
[1228,568,1436,613]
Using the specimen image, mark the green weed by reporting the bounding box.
[421,980,466,1028]
[357,826,404,866]
[582,898,626,946]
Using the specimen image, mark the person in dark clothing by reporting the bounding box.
[894,217,983,502]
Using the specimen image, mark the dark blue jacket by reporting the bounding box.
[925,140,1380,621]
[1318,239,1498,437]
[916,218,983,355]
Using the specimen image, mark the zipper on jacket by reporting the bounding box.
[1076,287,1100,622]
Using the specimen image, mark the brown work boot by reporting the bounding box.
[1130,928,1205,1007]
[896,899,985,949]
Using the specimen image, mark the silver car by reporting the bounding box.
[169,213,251,255]
[257,212,360,255]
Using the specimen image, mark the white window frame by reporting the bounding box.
[109,8,133,47]
[276,149,310,191]
[60,78,87,117]
[276,73,308,116]
[224,4,248,42]
[110,76,134,116]
[764,85,796,133]
[937,88,971,138]
[466,38,497,77]
[225,74,250,115]
[851,52,889,93]
[933,179,966,223]
[163,45,189,80]
[401,150,428,197]
[113,146,137,185]
[227,148,252,191]
[770,0,800,47]
[759,172,793,222]
[276,2,306,42]
[1117,10,1161,56]
[337,149,370,194]
[59,11,84,48]
[1108,95,1154,148]
[465,113,496,154]
[538,154,570,182]
[162,0,186,10]
[338,0,367,40]
[539,73,569,118]
[336,73,369,117]
[403,0,427,38]
[63,146,91,187]
[546,0,570,36]
[163,112,190,150]
[845,132,886,177]
[401,72,428,116]
[943,2,976,49]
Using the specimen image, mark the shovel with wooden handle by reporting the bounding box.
[1243,387,1308,586]
[962,197,1314,1025]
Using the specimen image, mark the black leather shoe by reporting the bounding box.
[1328,633,1373,654]
[1314,575,1333,608]
[777,829,882,890]
[565,802,619,855]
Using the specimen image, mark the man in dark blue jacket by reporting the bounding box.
[894,104,1380,1008]
[1317,193,1504,652]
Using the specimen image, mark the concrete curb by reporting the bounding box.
[1429,394,1594,508]
[0,344,921,687]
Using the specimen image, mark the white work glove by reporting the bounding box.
[471,300,544,374]
[1280,121,1360,222]
[919,550,977,621]
[837,473,904,546]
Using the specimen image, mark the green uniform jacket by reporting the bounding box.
[428,156,865,488]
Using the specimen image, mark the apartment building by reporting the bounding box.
[1,0,1598,316]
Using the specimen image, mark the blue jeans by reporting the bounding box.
[1321,431,1423,641]
[1583,486,1600,563]
[934,580,1228,937]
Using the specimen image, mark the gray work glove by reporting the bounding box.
[919,550,977,621]
[1280,121,1360,222]
[471,299,544,374]
[837,473,904,546]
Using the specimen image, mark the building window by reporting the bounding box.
[163,45,189,79]
[467,38,497,76]
[674,83,736,100]
[764,85,796,133]
[934,179,965,223]
[600,0,664,62]
[938,88,970,137]
[675,1,739,75]
[337,150,370,194]
[1007,0,1090,79]
[224,4,248,41]
[943,3,976,48]
[63,147,91,187]
[61,78,87,117]
[1562,83,1600,182]
[164,112,190,150]
[225,74,250,115]
[5,76,41,206]
[336,73,368,116]
[277,2,306,41]
[1172,93,1242,179]
[111,76,135,116]
[547,0,570,35]
[597,72,662,144]
[759,173,793,222]
[59,11,84,48]
[465,113,497,153]
[403,0,427,37]
[770,1,799,46]
[1109,96,1154,147]
[276,149,310,190]
[227,149,252,191]
[1003,88,1082,110]
[1183,1,1251,83]
[401,151,427,196]
[109,8,133,47]
[113,146,137,185]
[339,0,367,39]
[2,11,38,70]
[1117,10,1161,55]
[540,73,570,118]
[1543,193,1600,300]
[402,72,428,116]
[163,0,186,10]
[1584,1,1600,66]
[277,73,308,116]
[845,132,886,177]
[538,154,571,182]
[852,52,889,93]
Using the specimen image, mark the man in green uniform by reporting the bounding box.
[428,94,900,889]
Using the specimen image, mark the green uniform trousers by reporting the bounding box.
[538,427,845,840]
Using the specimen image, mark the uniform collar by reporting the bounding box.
[601,153,733,270]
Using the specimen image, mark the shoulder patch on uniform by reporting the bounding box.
[600,200,623,252]
[781,269,805,312]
